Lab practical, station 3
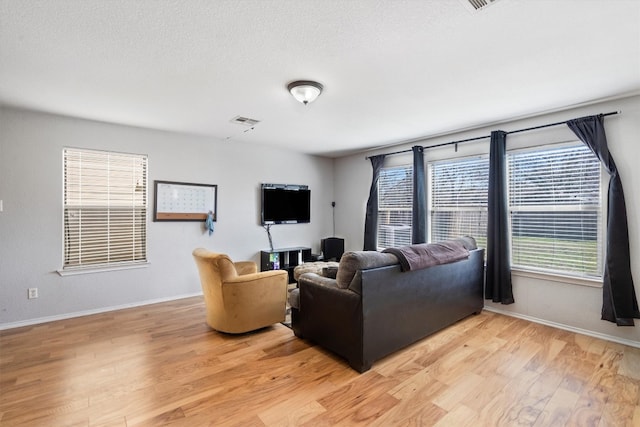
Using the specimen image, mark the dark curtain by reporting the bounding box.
[412,146,427,244]
[567,115,639,326]
[363,154,386,250]
[486,130,514,304]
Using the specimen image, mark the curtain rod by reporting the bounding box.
[365,110,620,160]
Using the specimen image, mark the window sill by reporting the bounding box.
[511,267,602,288]
[57,262,150,276]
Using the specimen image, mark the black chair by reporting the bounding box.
[321,237,344,261]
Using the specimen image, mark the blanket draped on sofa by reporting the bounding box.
[383,240,469,271]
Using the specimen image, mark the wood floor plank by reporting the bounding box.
[1,297,638,426]
[371,375,448,426]
[259,400,327,426]
[432,404,478,427]
[460,372,510,413]
[431,372,484,411]
[312,370,400,425]
[619,346,640,381]
[533,387,580,427]
[475,389,511,426]
[633,406,640,426]
[598,401,637,427]
[566,384,608,427]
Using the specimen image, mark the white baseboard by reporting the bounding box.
[0,292,203,331]
[483,306,640,349]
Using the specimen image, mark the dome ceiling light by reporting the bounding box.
[287,80,323,105]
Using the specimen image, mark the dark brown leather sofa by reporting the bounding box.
[290,241,485,373]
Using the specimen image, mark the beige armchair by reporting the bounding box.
[192,248,289,333]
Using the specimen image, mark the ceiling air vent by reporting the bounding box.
[230,116,260,127]
[459,0,502,13]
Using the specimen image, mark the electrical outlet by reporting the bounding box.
[28,288,38,299]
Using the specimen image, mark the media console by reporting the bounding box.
[260,246,312,283]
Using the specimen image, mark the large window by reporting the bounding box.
[508,143,603,278]
[63,148,148,270]
[429,156,489,249]
[377,165,413,249]
[376,141,603,280]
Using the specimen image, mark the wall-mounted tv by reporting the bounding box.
[261,183,310,225]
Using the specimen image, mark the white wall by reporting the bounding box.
[0,107,335,327]
[335,95,640,345]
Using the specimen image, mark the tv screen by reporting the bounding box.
[261,184,310,225]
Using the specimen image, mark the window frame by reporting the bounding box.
[59,147,149,275]
[376,164,413,250]
[427,154,489,250]
[506,141,606,281]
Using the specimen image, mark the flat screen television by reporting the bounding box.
[261,184,310,225]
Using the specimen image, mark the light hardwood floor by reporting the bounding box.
[1,296,639,426]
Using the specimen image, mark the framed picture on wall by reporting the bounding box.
[153,180,217,222]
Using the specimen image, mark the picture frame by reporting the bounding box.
[153,180,217,222]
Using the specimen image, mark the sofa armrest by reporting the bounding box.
[297,273,360,304]
[298,272,340,289]
[296,273,364,370]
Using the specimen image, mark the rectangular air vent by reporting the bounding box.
[459,0,502,12]
[230,116,260,127]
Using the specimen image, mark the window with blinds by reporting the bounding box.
[63,148,148,270]
[429,156,489,249]
[508,143,603,278]
[377,165,413,249]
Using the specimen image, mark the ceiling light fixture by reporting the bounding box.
[287,80,323,105]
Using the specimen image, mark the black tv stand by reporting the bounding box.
[260,246,312,283]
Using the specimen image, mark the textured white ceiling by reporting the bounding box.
[1,0,639,157]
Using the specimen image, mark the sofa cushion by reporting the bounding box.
[336,251,399,289]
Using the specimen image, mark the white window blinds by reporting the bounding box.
[429,156,489,249]
[63,148,148,269]
[508,143,603,278]
[377,165,413,249]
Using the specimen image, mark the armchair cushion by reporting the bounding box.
[215,254,239,280]
[234,261,258,275]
